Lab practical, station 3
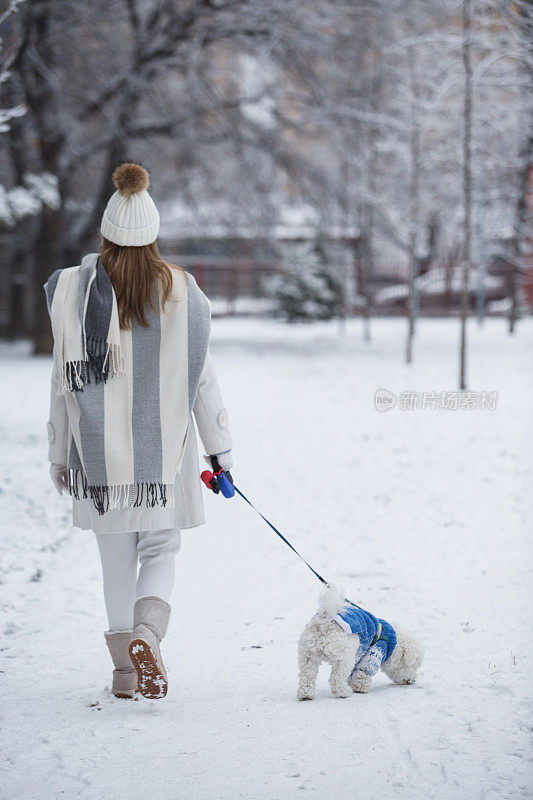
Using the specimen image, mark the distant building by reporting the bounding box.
[159,202,360,315]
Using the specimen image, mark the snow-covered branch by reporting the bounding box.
[0,0,26,131]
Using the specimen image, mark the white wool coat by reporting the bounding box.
[47,336,232,534]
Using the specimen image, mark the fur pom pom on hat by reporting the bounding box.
[101,163,160,246]
[112,163,150,196]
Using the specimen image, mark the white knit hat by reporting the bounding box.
[100,163,160,246]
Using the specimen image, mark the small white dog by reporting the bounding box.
[297,586,424,700]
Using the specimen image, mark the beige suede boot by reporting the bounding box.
[129,596,171,699]
[104,630,138,699]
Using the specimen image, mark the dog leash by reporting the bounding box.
[232,485,329,587]
[234,486,386,646]
[202,458,329,586]
[201,462,374,622]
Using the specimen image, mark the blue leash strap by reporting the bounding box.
[233,485,329,587]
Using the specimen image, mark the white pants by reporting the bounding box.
[96,529,181,631]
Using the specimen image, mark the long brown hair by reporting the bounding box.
[100,238,175,329]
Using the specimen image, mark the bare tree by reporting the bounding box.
[508,0,533,333]
[2,0,530,352]
[510,137,532,334]
[0,0,26,130]
[405,44,422,365]
[6,0,355,352]
[460,0,473,390]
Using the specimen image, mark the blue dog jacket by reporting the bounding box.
[334,603,397,678]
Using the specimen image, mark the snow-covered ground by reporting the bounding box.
[1,317,532,800]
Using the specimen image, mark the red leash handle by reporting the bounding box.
[201,455,235,498]
[201,469,221,493]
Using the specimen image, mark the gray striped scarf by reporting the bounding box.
[44,253,210,515]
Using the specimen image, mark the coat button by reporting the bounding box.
[217,409,228,428]
[47,421,56,443]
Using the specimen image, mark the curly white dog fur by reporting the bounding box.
[297,586,424,700]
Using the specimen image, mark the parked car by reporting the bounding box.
[373,266,507,312]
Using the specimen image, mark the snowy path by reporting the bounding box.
[1,318,532,800]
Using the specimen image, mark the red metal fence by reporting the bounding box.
[164,256,282,316]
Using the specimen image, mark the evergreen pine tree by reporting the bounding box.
[270,242,340,322]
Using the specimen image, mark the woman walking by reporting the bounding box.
[44,163,233,700]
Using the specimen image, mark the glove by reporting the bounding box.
[50,463,69,496]
[200,450,234,497]
[204,450,233,472]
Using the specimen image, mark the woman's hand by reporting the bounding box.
[50,463,69,495]
[205,450,233,472]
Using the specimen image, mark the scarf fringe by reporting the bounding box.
[60,339,126,394]
[68,469,175,516]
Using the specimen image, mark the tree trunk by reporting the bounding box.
[70,137,126,260]
[405,47,421,365]
[359,217,372,343]
[15,0,66,354]
[405,240,417,365]
[509,259,518,334]
[6,236,31,340]
[460,0,473,390]
[355,238,371,342]
[32,205,62,354]
[509,140,532,334]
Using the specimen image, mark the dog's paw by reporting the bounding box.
[332,686,352,699]
[297,688,315,701]
[349,671,372,694]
